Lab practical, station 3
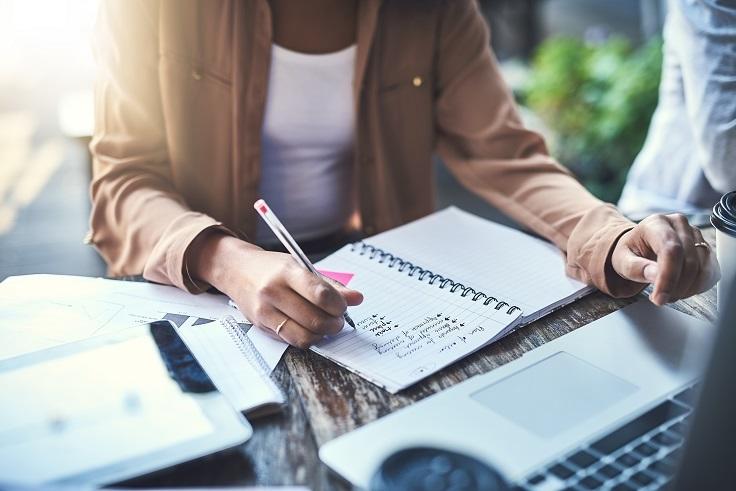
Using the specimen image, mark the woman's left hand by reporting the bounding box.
[611,213,720,305]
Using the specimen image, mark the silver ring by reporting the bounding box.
[694,241,710,250]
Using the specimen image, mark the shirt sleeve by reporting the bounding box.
[433,0,644,298]
[89,0,233,292]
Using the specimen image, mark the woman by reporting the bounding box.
[90,0,718,349]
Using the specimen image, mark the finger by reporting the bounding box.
[322,277,364,306]
[274,313,324,349]
[668,215,700,300]
[250,302,323,348]
[281,294,344,336]
[264,285,344,336]
[692,226,705,247]
[249,301,290,336]
[285,266,347,317]
[641,215,684,305]
[691,228,720,294]
[613,248,659,284]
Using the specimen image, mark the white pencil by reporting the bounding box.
[254,199,356,329]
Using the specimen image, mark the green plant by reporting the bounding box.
[522,36,663,202]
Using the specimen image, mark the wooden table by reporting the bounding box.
[123,230,718,490]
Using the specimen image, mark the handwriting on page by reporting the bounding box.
[312,243,519,392]
[358,313,487,359]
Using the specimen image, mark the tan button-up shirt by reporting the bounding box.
[89,0,644,298]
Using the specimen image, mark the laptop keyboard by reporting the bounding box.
[517,384,697,491]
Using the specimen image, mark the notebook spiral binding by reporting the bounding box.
[221,316,282,393]
[351,242,522,315]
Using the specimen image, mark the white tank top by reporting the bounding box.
[256,43,357,245]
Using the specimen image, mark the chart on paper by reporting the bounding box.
[0,275,266,363]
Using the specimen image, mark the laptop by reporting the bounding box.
[670,278,736,490]
[320,284,733,490]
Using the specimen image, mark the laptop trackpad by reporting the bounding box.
[471,352,638,438]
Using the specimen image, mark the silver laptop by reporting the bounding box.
[319,300,714,490]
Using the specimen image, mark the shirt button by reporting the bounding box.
[412,76,423,87]
[192,69,202,81]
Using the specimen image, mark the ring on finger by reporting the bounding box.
[275,317,289,335]
[693,241,710,250]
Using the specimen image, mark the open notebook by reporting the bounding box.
[312,207,592,393]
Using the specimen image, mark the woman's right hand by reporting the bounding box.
[190,232,363,348]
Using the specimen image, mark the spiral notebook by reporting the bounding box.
[176,315,285,417]
[312,207,592,393]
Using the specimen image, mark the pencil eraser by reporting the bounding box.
[254,199,268,214]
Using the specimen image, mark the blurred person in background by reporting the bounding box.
[619,0,736,221]
[89,0,718,348]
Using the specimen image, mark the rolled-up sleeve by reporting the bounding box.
[434,0,644,298]
[89,0,231,292]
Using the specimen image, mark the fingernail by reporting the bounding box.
[643,263,658,283]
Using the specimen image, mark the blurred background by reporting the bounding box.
[0,0,666,281]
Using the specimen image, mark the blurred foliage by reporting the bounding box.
[522,36,663,202]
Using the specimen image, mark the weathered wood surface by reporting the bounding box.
[288,228,717,451]
[130,229,717,490]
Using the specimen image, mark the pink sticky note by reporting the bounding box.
[318,269,354,286]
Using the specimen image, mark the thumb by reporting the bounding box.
[613,250,659,284]
[324,278,364,306]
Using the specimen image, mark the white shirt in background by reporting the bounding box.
[256,44,357,245]
[618,0,736,219]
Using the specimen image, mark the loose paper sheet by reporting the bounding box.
[0,275,288,371]
[0,334,213,484]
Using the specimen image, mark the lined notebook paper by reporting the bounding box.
[366,207,591,319]
[312,207,591,393]
[177,316,285,417]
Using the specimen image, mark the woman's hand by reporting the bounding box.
[190,232,363,348]
[611,213,720,305]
